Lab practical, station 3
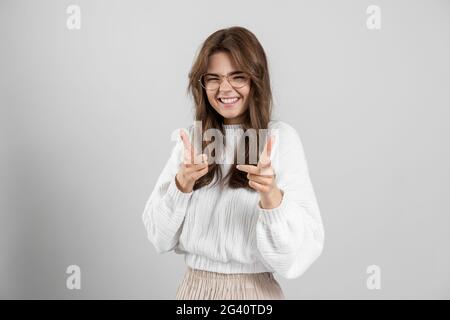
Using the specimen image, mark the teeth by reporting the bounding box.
[220,97,239,104]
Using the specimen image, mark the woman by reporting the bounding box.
[142,26,325,300]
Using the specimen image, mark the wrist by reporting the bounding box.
[259,187,283,209]
[175,173,194,193]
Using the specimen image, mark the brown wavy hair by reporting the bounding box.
[187,26,273,191]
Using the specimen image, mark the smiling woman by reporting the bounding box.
[142,26,325,300]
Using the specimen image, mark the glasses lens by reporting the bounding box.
[229,73,249,88]
[202,74,220,90]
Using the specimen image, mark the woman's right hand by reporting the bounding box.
[175,129,209,193]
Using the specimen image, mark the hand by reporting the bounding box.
[175,129,209,193]
[236,135,283,209]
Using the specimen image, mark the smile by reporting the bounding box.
[217,97,240,106]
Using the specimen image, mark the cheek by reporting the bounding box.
[206,91,217,106]
[240,88,250,105]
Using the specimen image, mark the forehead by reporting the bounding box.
[207,52,239,73]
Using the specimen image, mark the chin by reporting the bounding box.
[221,109,242,118]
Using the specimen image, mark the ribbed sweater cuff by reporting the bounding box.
[166,176,194,207]
[257,190,291,225]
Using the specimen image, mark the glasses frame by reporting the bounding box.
[198,71,251,91]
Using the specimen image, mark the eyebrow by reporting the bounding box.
[204,71,246,77]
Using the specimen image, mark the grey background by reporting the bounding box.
[1,0,449,299]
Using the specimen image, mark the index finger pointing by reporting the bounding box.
[259,135,275,167]
[180,129,193,152]
[180,129,196,163]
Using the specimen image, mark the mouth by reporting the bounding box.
[216,96,241,108]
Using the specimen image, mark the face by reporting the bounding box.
[204,52,251,125]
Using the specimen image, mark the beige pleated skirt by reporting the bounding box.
[175,266,285,300]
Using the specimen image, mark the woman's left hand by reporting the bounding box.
[236,136,283,209]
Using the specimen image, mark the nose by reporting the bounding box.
[218,77,233,91]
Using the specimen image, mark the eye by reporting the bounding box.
[231,74,248,81]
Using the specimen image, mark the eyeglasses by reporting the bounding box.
[198,72,250,91]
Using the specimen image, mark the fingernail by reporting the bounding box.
[236,165,240,169]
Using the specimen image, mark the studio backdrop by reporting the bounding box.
[1,0,449,299]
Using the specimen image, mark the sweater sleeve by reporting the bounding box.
[142,127,194,254]
[255,124,325,279]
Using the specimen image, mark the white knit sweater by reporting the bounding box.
[142,120,325,279]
